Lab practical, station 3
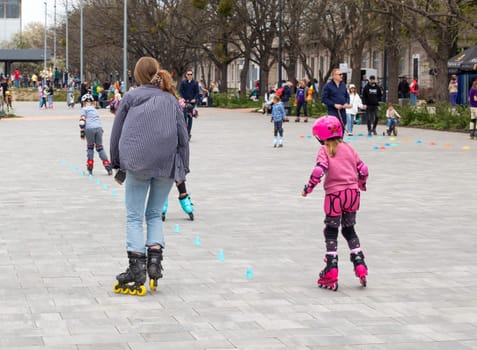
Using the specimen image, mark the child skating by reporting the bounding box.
[302,115,369,291]
[79,93,113,175]
[271,94,286,147]
[157,69,195,221]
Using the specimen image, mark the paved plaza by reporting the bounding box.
[1,101,477,349]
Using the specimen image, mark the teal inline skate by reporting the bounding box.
[161,196,194,221]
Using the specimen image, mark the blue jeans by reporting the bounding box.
[346,113,355,134]
[183,109,194,136]
[386,117,398,129]
[410,93,417,106]
[450,93,457,107]
[125,172,174,253]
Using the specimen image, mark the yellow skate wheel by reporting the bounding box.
[113,282,122,293]
[121,286,129,294]
[137,285,147,296]
[128,288,137,296]
[149,279,157,291]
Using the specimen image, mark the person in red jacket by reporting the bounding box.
[409,78,419,106]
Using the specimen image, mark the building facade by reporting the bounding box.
[0,0,21,44]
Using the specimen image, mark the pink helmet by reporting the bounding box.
[312,116,343,141]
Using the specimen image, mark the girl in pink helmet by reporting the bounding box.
[302,115,369,291]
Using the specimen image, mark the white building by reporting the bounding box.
[0,0,22,44]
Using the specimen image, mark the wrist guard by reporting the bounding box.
[304,164,326,195]
[357,161,368,191]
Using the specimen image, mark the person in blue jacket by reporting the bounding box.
[321,68,350,128]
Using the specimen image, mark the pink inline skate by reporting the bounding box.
[317,254,339,291]
[350,251,368,287]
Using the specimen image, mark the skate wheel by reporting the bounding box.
[121,286,129,294]
[137,285,147,296]
[149,279,157,291]
[189,213,194,221]
[113,282,121,293]
[129,288,137,296]
[360,276,367,287]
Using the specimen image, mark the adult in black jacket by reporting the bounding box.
[362,75,383,136]
[179,71,199,137]
[398,77,410,99]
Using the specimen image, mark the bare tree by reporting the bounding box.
[382,0,469,101]
[248,0,280,96]
[305,0,350,94]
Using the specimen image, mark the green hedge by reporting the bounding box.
[388,103,469,131]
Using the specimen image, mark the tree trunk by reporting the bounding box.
[260,65,270,98]
[284,54,297,85]
[350,44,364,90]
[219,63,228,93]
[240,58,250,98]
[433,42,451,102]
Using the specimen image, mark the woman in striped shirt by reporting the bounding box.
[110,57,190,296]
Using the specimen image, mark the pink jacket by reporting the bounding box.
[317,142,363,194]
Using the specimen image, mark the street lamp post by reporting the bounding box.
[43,2,47,86]
[65,0,69,79]
[278,0,283,86]
[53,0,57,70]
[80,0,84,83]
[123,0,128,92]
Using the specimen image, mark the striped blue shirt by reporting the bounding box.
[110,84,190,181]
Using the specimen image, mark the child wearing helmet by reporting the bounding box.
[156,69,195,221]
[79,93,113,175]
[302,115,369,291]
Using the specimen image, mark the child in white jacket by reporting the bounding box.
[345,84,365,136]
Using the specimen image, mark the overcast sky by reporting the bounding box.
[22,0,67,28]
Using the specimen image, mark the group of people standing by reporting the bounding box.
[321,68,383,137]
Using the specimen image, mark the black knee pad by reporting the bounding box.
[87,144,94,150]
[96,145,103,152]
[324,226,339,240]
[342,225,357,241]
[176,182,187,195]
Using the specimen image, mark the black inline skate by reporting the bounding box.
[103,159,113,175]
[114,252,147,296]
[350,251,368,287]
[317,254,339,291]
[147,247,163,291]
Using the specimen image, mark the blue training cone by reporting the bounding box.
[174,224,180,233]
[217,249,225,261]
[194,236,202,246]
[245,267,254,279]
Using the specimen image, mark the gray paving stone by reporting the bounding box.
[1,102,477,349]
